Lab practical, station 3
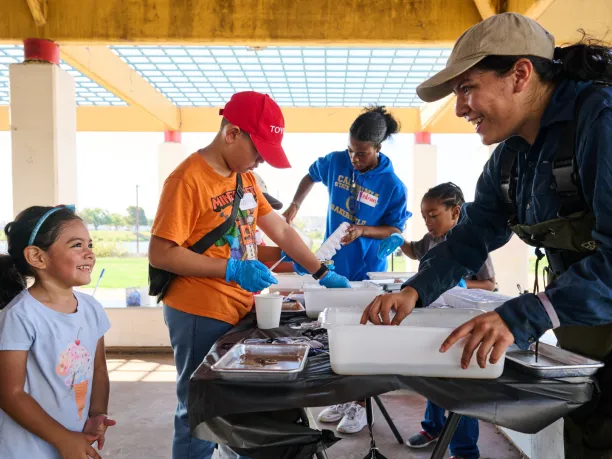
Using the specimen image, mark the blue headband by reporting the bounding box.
[28,205,76,246]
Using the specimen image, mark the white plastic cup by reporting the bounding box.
[254,294,283,329]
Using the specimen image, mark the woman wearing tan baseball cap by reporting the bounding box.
[365,12,612,458]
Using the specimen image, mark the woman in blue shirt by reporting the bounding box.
[283,106,411,434]
[283,106,411,282]
[365,13,612,458]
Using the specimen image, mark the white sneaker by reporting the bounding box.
[318,403,352,423]
[336,403,368,434]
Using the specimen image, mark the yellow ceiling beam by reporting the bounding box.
[0,106,471,133]
[0,0,483,46]
[423,102,477,134]
[0,106,8,130]
[60,45,181,130]
[473,0,499,19]
[419,95,456,132]
[25,0,47,27]
[1,0,605,46]
[537,0,612,45]
[78,107,423,133]
[507,0,557,19]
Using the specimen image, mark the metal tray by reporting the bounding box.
[211,343,310,382]
[282,299,306,313]
[506,342,604,378]
[366,280,405,292]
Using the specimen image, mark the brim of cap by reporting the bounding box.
[251,135,291,169]
[263,192,284,210]
[416,55,486,103]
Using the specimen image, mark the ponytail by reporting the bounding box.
[350,106,401,149]
[0,252,27,310]
[1,206,82,309]
[552,36,612,82]
[475,33,612,84]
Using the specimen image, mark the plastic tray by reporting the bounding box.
[442,287,514,312]
[303,282,382,319]
[269,273,318,294]
[506,342,604,378]
[366,279,406,292]
[320,308,505,379]
[367,271,416,281]
[211,343,310,381]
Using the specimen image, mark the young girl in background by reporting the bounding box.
[378,182,495,459]
[0,206,115,459]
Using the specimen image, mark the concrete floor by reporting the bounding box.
[101,353,523,459]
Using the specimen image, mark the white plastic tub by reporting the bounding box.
[303,282,382,319]
[269,273,318,294]
[320,308,505,379]
[442,287,514,312]
[367,271,416,281]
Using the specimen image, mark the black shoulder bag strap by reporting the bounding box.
[554,82,609,217]
[499,146,519,220]
[149,174,243,302]
[501,82,611,221]
[190,174,244,254]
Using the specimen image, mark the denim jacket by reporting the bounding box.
[405,79,612,349]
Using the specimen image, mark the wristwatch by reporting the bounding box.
[312,263,329,280]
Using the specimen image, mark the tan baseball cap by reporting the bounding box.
[417,13,555,102]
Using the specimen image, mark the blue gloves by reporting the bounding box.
[457,278,467,288]
[225,258,278,292]
[377,233,405,260]
[319,271,351,288]
[280,251,347,288]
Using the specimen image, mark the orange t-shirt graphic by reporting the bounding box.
[151,153,273,324]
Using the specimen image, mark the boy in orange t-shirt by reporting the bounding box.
[149,91,350,459]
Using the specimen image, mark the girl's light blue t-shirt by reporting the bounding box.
[0,290,111,459]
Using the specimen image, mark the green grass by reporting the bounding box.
[529,254,549,274]
[0,230,148,244]
[86,257,149,289]
[90,230,150,242]
[388,254,407,272]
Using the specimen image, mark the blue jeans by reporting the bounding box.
[164,305,250,459]
[421,400,480,459]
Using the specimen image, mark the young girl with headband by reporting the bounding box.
[0,205,115,459]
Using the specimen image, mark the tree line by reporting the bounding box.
[81,207,151,230]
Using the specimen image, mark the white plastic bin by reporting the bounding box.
[303,282,382,319]
[367,271,416,281]
[320,308,505,379]
[269,273,318,294]
[442,288,514,312]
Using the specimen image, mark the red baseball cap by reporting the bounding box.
[219,91,290,169]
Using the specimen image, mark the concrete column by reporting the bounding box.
[158,129,187,197]
[409,132,437,271]
[10,39,77,216]
[501,420,564,459]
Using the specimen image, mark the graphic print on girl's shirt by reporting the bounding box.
[55,328,93,420]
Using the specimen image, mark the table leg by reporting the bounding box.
[429,411,461,459]
[373,396,404,444]
[300,408,330,459]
